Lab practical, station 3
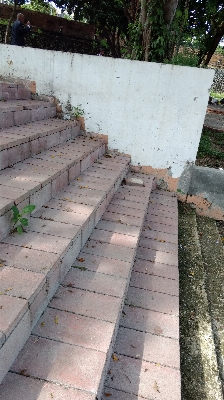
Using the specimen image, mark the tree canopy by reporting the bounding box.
[4,0,224,65]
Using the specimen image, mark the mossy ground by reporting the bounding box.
[178,202,223,399]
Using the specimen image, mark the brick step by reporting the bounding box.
[0,118,81,171]
[0,135,106,240]
[103,189,180,399]
[0,81,32,101]
[0,171,156,399]
[0,100,56,129]
[0,153,131,384]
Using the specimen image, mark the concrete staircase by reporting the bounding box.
[0,81,180,399]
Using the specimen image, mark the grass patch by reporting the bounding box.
[197,128,224,160]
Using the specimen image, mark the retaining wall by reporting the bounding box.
[0,44,214,183]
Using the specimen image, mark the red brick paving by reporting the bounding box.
[0,176,180,399]
[104,354,181,400]
[0,372,95,400]
[10,335,107,394]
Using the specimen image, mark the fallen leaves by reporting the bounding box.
[112,353,119,362]
[153,381,160,392]
[0,259,6,267]
[104,393,112,397]
[78,258,85,262]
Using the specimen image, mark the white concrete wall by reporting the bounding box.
[0,44,214,178]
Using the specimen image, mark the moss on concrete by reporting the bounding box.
[178,202,222,399]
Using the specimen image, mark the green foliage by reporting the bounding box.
[22,0,57,15]
[50,0,224,65]
[210,92,224,98]
[12,204,36,234]
[71,104,84,118]
[166,48,199,67]
[215,45,224,56]
[197,129,224,159]
[0,19,10,26]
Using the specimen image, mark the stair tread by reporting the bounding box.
[0,118,76,150]
[0,135,105,217]
[0,99,55,112]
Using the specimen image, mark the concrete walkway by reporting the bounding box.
[0,187,180,400]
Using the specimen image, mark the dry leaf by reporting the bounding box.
[83,186,89,188]
[78,258,85,262]
[0,259,6,267]
[147,225,151,229]
[112,354,119,361]
[104,394,112,397]
[5,287,13,292]
[77,177,82,180]
[153,381,160,392]
[50,156,55,158]
[41,322,45,327]
[54,316,59,324]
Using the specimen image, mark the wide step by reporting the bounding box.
[0,118,80,170]
[0,100,56,129]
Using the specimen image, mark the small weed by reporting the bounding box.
[71,104,85,119]
[12,204,36,234]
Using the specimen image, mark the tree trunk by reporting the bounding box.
[139,0,151,61]
[5,0,17,44]
[163,0,179,25]
[200,22,224,66]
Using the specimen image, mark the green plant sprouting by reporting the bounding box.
[11,204,36,234]
[71,104,85,118]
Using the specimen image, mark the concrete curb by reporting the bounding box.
[178,165,224,221]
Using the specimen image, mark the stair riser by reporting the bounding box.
[0,106,56,129]
[0,310,31,384]
[0,82,31,101]
[0,125,80,171]
[0,158,130,384]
